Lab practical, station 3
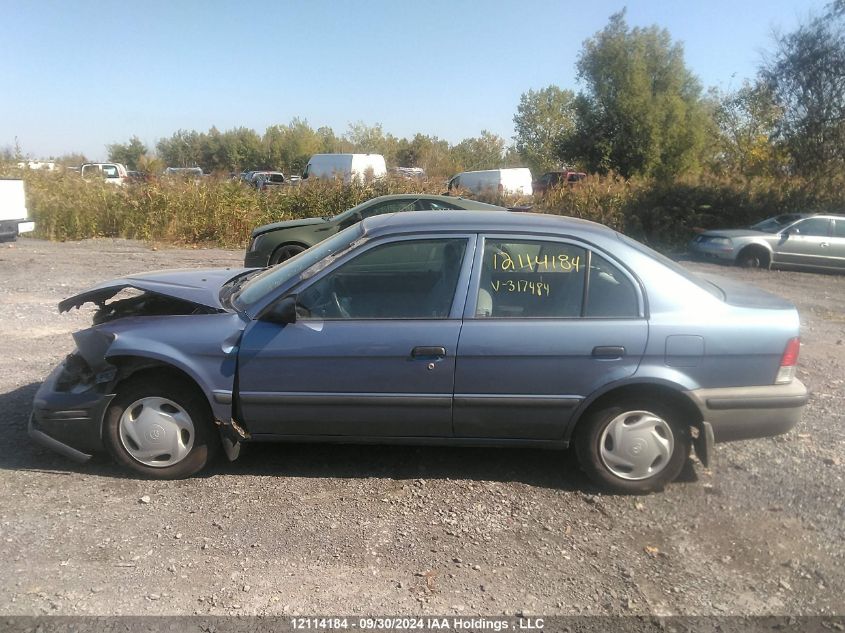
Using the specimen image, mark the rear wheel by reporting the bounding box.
[575,400,690,494]
[103,376,218,479]
[271,244,306,265]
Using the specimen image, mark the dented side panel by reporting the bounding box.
[99,312,249,423]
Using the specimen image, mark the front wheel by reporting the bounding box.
[271,244,306,265]
[103,376,219,479]
[575,400,690,493]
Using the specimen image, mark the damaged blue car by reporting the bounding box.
[30,211,808,493]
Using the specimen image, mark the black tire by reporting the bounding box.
[575,400,690,494]
[271,244,306,265]
[736,247,769,269]
[103,375,219,479]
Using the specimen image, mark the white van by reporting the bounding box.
[302,154,387,184]
[447,168,533,196]
[0,179,35,242]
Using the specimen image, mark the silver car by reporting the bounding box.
[690,213,845,271]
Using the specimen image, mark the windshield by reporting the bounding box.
[750,213,804,233]
[232,223,364,310]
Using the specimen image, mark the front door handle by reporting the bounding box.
[592,346,625,359]
[411,346,447,359]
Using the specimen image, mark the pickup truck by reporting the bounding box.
[0,179,35,241]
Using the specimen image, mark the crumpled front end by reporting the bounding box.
[31,271,250,464]
[29,335,119,461]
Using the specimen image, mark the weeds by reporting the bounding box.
[12,169,844,250]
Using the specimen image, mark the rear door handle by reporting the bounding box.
[411,346,447,359]
[592,346,625,359]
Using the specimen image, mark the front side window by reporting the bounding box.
[793,218,831,237]
[297,238,467,319]
[475,239,587,318]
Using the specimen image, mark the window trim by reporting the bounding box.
[463,234,646,321]
[288,233,478,322]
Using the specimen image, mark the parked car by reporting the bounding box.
[0,178,35,241]
[80,163,129,186]
[533,170,587,195]
[447,168,533,196]
[301,153,386,183]
[163,167,204,181]
[31,211,807,492]
[251,171,286,190]
[244,194,507,267]
[690,213,845,271]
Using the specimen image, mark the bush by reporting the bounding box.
[12,168,845,251]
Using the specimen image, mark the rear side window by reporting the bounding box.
[476,239,587,318]
[586,253,639,317]
[832,220,845,238]
[475,239,640,319]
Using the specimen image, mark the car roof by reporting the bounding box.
[362,193,505,209]
[361,210,616,240]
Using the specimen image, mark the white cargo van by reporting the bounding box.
[447,168,534,196]
[302,154,387,183]
[0,179,35,242]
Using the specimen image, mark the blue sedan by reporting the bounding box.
[30,211,808,493]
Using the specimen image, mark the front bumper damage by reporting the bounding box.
[29,362,115,462]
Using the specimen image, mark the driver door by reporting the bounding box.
[236,235,475,438]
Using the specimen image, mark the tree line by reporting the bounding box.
[52,3,845,185]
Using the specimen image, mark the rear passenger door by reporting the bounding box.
[827,218,845,269]
[775,217,833,268]
[453,236,648,440]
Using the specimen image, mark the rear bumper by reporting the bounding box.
[685,379,808,442]
[688,241,735,262]
[29,363,114,462]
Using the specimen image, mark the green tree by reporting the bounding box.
[107,136,148,170]
[711,82,785,177]
[451,130,506,172]
[264,118,325,174]
[513,86,577,174]
[760,3,845,178]
[562,11,712,178]
[156,130,203,169]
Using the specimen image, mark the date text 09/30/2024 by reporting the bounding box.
[290,617,546,631]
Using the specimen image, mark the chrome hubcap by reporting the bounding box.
[599,410,674,481]
[118,397,195,467]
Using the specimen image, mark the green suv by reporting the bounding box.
[244,194,507,267]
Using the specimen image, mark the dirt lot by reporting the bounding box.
[0,237,843,617]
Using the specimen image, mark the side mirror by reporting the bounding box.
[260,295,297,325]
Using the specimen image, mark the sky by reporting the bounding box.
[0,0,827,161]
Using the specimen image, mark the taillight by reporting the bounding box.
[776,337,800,384]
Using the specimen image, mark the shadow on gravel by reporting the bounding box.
[0,382,698,491]
[215,441,592,491]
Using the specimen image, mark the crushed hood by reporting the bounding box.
[251,217,327,237]
[59,268,250,313]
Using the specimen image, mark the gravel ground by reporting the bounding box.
[0,237,843,617]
